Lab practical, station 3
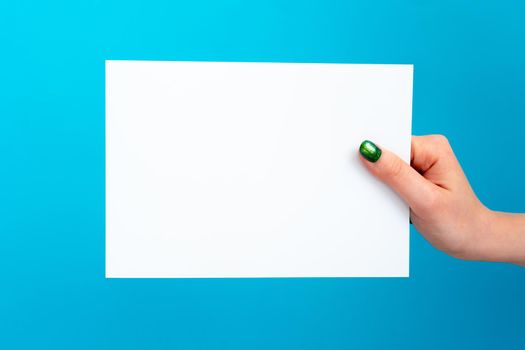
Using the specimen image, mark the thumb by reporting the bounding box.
[358,140,436,213]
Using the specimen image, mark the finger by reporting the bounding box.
[359,140,439,214]
[411,135,468,190]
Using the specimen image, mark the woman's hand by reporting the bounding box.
[359,135,525,266]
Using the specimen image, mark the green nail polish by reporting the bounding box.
[359,140,382,163]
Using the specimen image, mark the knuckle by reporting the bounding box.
[427,134,453,156]
[431,134,449,147]
[385,158,404,179]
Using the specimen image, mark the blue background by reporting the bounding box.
[1,0,524,348]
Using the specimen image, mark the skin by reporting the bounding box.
[359,135,525,266]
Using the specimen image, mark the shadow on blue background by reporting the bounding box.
[1,0,524,349]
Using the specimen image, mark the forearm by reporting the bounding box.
[478,210,525,266]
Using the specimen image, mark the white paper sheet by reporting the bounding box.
[106,60,413,278]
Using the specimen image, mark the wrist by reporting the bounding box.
[460,205,495,261]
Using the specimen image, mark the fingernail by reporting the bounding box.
[359,140,382,163]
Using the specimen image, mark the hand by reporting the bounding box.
[359,135,525,266]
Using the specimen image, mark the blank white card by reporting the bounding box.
[106,60,413,278]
